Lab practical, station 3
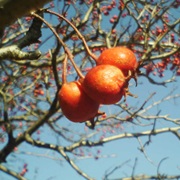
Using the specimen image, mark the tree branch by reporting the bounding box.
[0,45,41,60]
[0,12,43,60]
[0,164,27,180]
[65,127,180,151]
[0,0,51,31]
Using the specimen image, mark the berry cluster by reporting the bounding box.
[58,47,137,124]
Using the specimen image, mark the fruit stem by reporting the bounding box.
[31,12,85,79]
[65,47,85,79]
[62,54,68,84]
[45,9,98,62]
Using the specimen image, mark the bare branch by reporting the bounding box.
[0,45,41,60]
[62,127,180,152]
[58,148,94,180]
[0,164,27,180]
[121,174,180,180]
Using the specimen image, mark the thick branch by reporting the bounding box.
[16,12,43,49]
[0,0,51,31]
[0,45,41,60]
[22,127,180,153]
[0,94,58,162]
[0,12,43,60]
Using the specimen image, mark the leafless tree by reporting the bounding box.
[0,0,180,179]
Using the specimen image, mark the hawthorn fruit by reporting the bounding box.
[96,46,137,76]
[81,65,126,105]
[58,81,99,123]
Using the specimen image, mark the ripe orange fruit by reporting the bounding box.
[81,65,126,105]
[58,81,99,123]
[96,46,137,76]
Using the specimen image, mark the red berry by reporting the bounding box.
[82,65,126,105]
[96,46,137,76]
[58,81,99,122]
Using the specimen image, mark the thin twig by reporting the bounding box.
[62,54,68,84]
[0,164,27,180]
[45,9,98,62]
[31,12,84,79]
